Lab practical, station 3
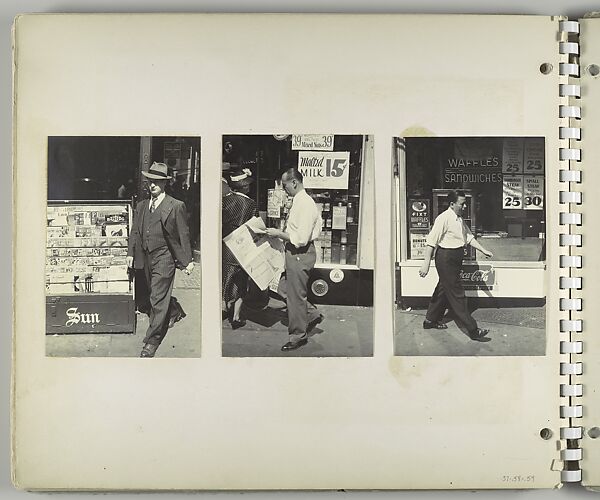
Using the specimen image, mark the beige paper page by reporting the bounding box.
[576,16,600,491]
[13,14,565,490]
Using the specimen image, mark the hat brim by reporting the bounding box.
[142,171,172,180]
[230,177,254,186]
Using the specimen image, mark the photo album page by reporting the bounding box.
[12,14,566,490]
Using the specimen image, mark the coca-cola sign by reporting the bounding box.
[460,265,495,290]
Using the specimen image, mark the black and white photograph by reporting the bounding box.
[393,137,546,356]
[221,134,374,356]
[45,136,201,358]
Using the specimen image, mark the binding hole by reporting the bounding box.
[587,64,600,77]
[539,63,553,75]
[588,427,600,439]
[540,428,553,440]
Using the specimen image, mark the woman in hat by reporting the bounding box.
[222,167,257,328]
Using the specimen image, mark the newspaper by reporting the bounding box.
[223,216,285,291]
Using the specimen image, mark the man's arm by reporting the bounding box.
[469,238,493,258]
[419,246,435,277]
[173,201,193,271]
[265,227,290,242]
[265,197,315,247]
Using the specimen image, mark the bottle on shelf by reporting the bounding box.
[346,202,355,223]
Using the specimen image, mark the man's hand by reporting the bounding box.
[419,262,430,278]
[481,249,493,258]
[184,262,195,275]
[126,256,134,268]
[265,228,282,238]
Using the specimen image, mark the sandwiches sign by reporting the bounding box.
[297,151,350,190]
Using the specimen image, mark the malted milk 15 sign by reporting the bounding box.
[297,151,350,190]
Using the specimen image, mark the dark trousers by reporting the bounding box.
[425,247,478,332]
[278,243,320,342]
[142,246,176,346]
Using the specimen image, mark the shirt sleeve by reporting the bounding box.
[287,195,318,248]
[425,213,446,248]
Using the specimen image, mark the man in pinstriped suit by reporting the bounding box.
[127,162,194,358]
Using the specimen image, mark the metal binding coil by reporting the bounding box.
[558,18,582,484]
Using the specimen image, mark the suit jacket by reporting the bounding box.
[128,194,193,269]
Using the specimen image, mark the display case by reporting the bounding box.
[45,201,135,334]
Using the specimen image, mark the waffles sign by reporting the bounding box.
[297,151,350,190]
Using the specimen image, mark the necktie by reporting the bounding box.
[150,198,156,213]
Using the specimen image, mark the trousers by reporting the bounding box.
[425,247,478,332]
[278,242,320,342]
[142,246,176,346]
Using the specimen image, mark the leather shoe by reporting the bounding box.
[307,314,324,333]
[281,338,308,351]
[230,319,246,330]
[140,343,159,358]
[423,319,448,330]
[468,328,491,342]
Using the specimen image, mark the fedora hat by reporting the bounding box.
[142,162,172,180]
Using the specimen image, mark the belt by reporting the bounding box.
[285,241,314,254]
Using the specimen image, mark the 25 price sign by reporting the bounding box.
[525,159,543,172]
[504,196,522,208]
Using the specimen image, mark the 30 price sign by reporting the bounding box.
[524,175,544,210]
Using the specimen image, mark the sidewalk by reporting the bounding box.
[222,298,374,357]
[46,267,202,358]
[394,304,546,356]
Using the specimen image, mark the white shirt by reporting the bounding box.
[426,206,474,249]
[286,189,322,248]
[150,192,166,210]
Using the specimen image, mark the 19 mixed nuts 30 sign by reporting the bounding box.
[297,151,350,190]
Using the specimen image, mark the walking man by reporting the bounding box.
[266,167,323,351]
[127,162,194,358]
[419,190,493,341]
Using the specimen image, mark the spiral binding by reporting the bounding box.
[558,19,582,484]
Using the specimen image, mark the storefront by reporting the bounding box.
[48,136,201,256]
[223,134,375,306]
[46,136,201,335]
[393,136,546,299]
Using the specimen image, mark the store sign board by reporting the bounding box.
[460,264,496,290]
[164,142,182,159]
[523,175,544,210]
[292,134,334,151]
[409,231,428,259]
[331,205,347,230]
[408,199,430,229]
[502,176,524,210]
[502,138,524,174]
[298,151,350,190]
[523,138,545,174]
[267,188,286,218]
[444,157,502,184]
